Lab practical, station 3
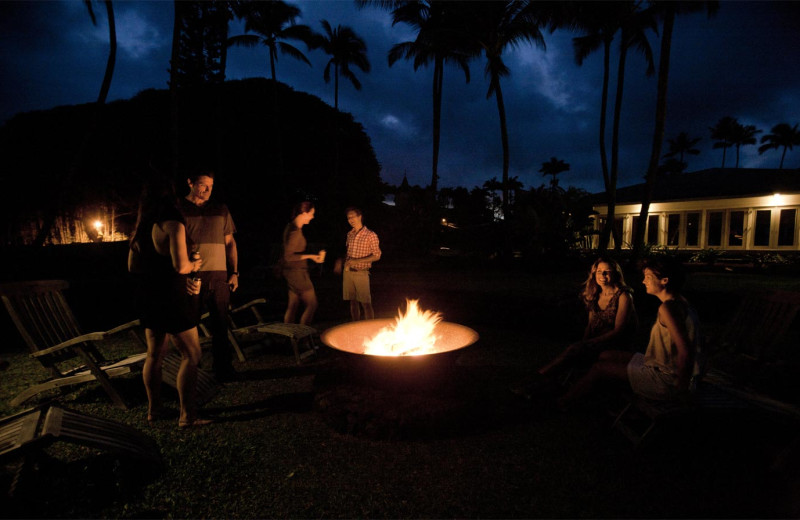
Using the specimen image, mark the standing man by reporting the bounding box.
[334,207,381,320]
[180,171,239,381]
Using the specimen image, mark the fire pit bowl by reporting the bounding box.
[319,319,479,389]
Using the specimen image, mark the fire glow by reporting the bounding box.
[363,299,442,356]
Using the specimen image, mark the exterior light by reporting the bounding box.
[93,220,103,231]
[772,193,784,207]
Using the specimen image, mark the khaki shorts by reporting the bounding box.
[627,353,678,401]
[342,270,371,303]
[284,269,313,294]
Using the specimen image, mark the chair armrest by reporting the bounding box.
[105,318,141,335]
[229,298,268,327]
[230,298,267,314]
[32,332,109,357]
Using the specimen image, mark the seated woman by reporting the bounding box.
[538,256,637,381]
[557,256,700,409]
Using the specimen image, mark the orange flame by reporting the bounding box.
[363,299,443,356]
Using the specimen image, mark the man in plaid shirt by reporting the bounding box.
[334,207,381,320]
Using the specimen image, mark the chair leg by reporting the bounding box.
[291,338,301,365]
[73,347,129,409]
[228,330,247,363]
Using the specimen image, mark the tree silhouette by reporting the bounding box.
[631,1,717,263]
[463,0,545,257]
[227,1,314,83]
[386,0,472,195]
[758,122,800,169]
[663,131,701,168]
[730,122,761,168]
[709,115,739,168]
[312,20,370,111]
[539,157,570,189]
[572,1,633,201]
[574,1,656,252]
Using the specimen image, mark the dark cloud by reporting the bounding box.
[2,1,798,195]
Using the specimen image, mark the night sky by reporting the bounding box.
[2,0,799,194]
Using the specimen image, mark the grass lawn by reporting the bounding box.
[1,261,799,518]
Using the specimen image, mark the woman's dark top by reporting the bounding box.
[134,205,199,334]
[585,288,637,352]
[282,222,307,271]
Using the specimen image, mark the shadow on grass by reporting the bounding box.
[204,391,314,423]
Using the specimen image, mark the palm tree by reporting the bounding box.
[631,1,717,263]
[606,3,656,252]
[572,2,633,201]
[312,20,370,111]
[387,1,472,195]
[759,122,800,169]
[573,1,656,252]
[663,131,701,167]
[730,123,761,168]
[463,1,545,256]
[709,116,739,168]
[227,1,314,83]
[539,157,570,189]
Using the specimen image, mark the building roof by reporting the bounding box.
[590,168,800,205]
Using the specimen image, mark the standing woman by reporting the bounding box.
[128,175,210,428]
[282,201,325,325]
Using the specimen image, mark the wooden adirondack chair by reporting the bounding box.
[0,404,161,497]
[197,298,270,362]
[1,280,147,410]
[197,298,317,365]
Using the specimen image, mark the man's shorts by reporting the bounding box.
[284,268,313,294]
[342,269,371,303]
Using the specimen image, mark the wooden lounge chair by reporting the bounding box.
[1,280,147,410]
[197,298,317,365]
[0,404,161,497]
[197,298,270,362]
[255,322,318,365]
[613,289,800,448]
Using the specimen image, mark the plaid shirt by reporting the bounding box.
[346,226,381,270]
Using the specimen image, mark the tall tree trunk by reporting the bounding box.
[598,38,612,193]
[432,57,443,194]
[495,79,511,258]
[633,8,674,264]
[601,36,627,253]
[429,57,444,248]
[34,0,117,246]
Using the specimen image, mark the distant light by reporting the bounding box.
[93,220,103,231]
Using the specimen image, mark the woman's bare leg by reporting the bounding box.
[170,327,203,425]
[284,291,300,323]
[143,328,169,419]
[557,351,634,409]
[538,344,580,377]
[299,288,318,325]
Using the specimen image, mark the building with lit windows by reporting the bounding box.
[590,169,800,251]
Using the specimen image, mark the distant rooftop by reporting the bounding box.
[590,168,800,205]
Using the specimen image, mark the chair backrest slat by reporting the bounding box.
[0,280,83,353]
[720,290,800,361]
